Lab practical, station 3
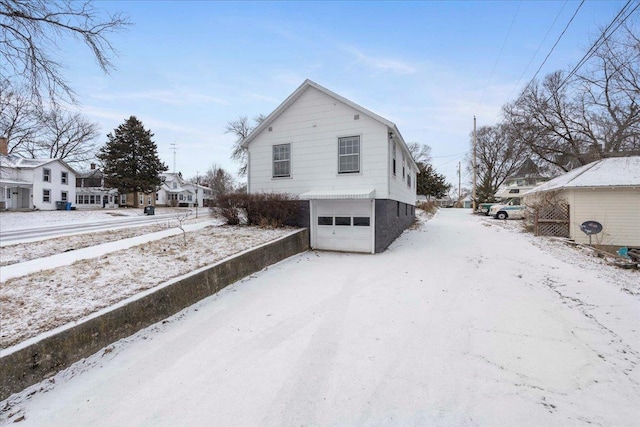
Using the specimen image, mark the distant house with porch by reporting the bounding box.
[75,163,119,209]
[0,140,77,211]
[156,172,212,208]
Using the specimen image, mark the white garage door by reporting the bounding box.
[312,200,374,253]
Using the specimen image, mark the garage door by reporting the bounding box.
[313,200,374,253]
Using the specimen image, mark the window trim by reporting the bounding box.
[392,142,396,176]
[338,135,360,174]
[43,168,51,182]
[42,189,51,203]
[61,171,68,185]
[61,191,68,202]
[272,143,291,178]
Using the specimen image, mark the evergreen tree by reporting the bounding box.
[97,116,167,207]
[416,163,451,200]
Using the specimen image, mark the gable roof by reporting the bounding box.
[526,156,640,194]
[241,79,418,169]
[0,154,77,174]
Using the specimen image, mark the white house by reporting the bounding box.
[0,154,77,211]
[157,172,212,208]
[75,163,119,209]
[242,79,418,253]
[525,156,640,248]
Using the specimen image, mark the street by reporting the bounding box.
[3,209,639,426]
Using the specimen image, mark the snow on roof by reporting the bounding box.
[299,189,376,200]
[526,156,640,194]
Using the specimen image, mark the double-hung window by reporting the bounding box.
[43,189,51,203]
[338,136,360,174]
[272,143,291,178]
[392,142,396,176]
[43,168,51,182]
[61,171,68,184]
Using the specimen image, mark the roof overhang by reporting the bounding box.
[299,189,375,200]
[0,179,32,187]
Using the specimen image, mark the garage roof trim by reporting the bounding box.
[299,189,375,200]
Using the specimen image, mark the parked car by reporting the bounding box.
[489,198,526,220]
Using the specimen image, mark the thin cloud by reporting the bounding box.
[344,46,417,75]
[91,90,230,106]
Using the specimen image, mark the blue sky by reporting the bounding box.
[60,0,628,187]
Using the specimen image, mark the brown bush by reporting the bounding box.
[214,192,300,227]
[416,200,438,215]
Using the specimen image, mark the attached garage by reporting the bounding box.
[302,190,376,254]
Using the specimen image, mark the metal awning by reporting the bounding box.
[299,189,375,200]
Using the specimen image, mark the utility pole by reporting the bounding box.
[195,170,199,219]
[457,161,461,201]
[472,116,477,211]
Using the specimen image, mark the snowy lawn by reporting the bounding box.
[0,208,157,232]
[1,208,638,426]
[0,224,295,348]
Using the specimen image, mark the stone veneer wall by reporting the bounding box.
[0,229,309,402]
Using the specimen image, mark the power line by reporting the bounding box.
[556,0,638,91]
[507,1,569,101]
[526,0,585,88]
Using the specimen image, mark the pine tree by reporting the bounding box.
[416,163,451,200]
[97,116,168,207]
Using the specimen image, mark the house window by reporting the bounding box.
[76,195,82,204]
[139,195,143,205]
[392,142,396,176]
[43,168,51,182]
[273,143,291,178]
[156,192,159,201]
[338,136,360,174]
[120,194,126,205]
[148,196,152,205]
[407,169,412,188]
[396,201,400,217]
[405,204,408,215]
[402,155,405,180]
[179,194,184,201]
[61,191,68,202]
[43,189,51,203]
[61,171,68,184]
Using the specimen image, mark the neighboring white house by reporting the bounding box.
[75,163,119,209]
[0,154,77,211]
[525,156,640,248]
[242,79,418,254]
[156,172,212,208]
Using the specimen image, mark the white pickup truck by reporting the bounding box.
[489,198,526,220]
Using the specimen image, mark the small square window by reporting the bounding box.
[335,217,351,226]
[318,216,333,226]
[353,217,370,226]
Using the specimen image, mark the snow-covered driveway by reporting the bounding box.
[4,209,639,426]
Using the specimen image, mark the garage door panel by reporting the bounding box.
[313,200,373,253]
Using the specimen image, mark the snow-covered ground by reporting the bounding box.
[2,209,638,426]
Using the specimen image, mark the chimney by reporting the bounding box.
[0,136,7,156]
[90,163,96,170]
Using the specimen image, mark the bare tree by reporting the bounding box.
[468,124,529,202]
[37,107,100,164]
[226,114,266,176]
[0,80,41,155]
[503,21,640,171]
[0,0,130,104]
[202,164,235,199]
[406,142,432,164]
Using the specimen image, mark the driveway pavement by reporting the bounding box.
[4,209,639,426]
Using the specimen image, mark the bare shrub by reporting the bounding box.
[417,201,438,215]
[214,192,299,227]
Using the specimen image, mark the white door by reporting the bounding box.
[313,200,374,253]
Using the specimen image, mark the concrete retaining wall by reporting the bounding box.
[0,228,309,402]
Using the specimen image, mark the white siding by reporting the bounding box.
[566,188,640,247]
[388,139,417,205]
[248,86,415,204]
[26,162,76,211]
